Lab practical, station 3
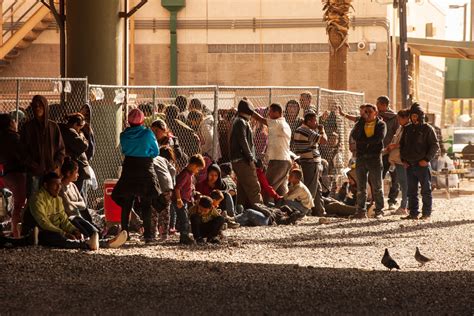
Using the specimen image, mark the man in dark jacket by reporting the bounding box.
[377,96,399,209]
[351,104,387,219]
[21,95,65,198]
[400,103,439,220]
[230,99,263,208]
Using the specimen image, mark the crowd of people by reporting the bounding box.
[0,91,441,249]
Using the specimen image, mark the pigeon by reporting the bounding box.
[415,247,432,266]
[381,248,401,271]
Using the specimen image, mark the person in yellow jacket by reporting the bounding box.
[30,172,127,250]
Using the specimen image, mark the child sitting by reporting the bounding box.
[189,196,225,244]
[281,168,314,216]
[210,190,239,229]
[255,159,283,203]
[173,154,205,245]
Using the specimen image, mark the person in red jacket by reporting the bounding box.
[255,160,283,202]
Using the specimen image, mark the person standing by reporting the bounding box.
[292,111,328,216]
[386,110,410,216]
[351,104,387,219]
[111,108,160,243]
[0,114,26,237]
[252,103,292,198]
[299,91,316,116]
[21,95,65,197]
[400,103,439,220]
[229,99,263,208]
[376,96,399,209]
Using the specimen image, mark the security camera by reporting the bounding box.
[366,42,377,56]
[357,41,366,50]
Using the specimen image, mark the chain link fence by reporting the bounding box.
[0,78,364,206]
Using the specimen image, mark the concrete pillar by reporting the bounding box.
[66,0,123,84]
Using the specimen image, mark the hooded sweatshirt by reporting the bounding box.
[379,109,399,148]
[120,125,159,158]
[400,104,439,164]
[196,163,228,196]
[21,102,65,176]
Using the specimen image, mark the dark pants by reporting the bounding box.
[38,230,88,249]
[232,160,263,208]
[0,235,31,248]
[356,156,384,212]
[190,214,225,240]
[300,160,325,215]
[70,216,99,237]
[406,164,433,216]
[120,196,153,239]
[382,154,399,205]
[174,201,190,236]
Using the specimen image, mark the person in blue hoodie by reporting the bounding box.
[112,108,160,243]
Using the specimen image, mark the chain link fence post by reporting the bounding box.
[212,85,219,160]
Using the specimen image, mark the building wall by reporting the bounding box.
[417,59,445,120]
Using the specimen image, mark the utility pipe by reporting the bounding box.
[161,0,185,86]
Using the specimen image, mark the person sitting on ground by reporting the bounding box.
[30,172,127,250]
[173,154,206,245]
[189,195,225,245]
[60,157,105,232]
[209,189,239,229]
[152,145,176,241]
[280,168,314,216]
[196,163,235,216]
[112,108,160,243]
[255,159,283,203]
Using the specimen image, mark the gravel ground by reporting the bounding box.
[1,191,473,315]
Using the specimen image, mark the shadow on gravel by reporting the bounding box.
[1,250,472,315]
[243,220,474,249]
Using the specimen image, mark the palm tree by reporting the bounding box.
[322,0,353,90]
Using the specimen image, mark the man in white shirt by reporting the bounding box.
[252,103,292,199]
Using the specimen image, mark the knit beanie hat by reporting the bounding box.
[128,108,145,125]
[237,99,255,116]
[409,102,425,122]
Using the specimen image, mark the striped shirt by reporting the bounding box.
[292,124,322,162]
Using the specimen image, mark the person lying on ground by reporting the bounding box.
[30,172,127,250]
[189,196,225,245]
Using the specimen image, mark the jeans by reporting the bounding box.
[395,164,408,209]
[356,156,384,212]
[70,216,99,237]
[406,164,433,216]
[235,208,269,226]
[281,200,310,216]
[190,214,225,240]
[38,230,89,249]
[173,201,190,236]
[221,192,236,216]
[299,160,325,215]
[382,154,399,205]
[119,196,153,239]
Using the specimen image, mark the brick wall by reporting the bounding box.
[417,59,445,118]
[2,42,389,103]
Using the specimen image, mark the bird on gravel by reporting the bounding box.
[415,247,433,266]
[381,248,400,271]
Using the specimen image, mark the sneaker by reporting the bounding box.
[159,234,169,242]
[351,211,368,219]
[387,203,397,211]
[105,224,120,237]
[196,237,206,245]
[419,215,431,221]
[394,207,408,215]
[33,226,39,246]
[179,234,196,245]
[208,237,220,244]
[401,214,419,220]
[108,230,128,248]
[221,223,228,231]
[374,210,384,219]
[86,232,100,251]
[226,220,240,229]
[169,227,177,235]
